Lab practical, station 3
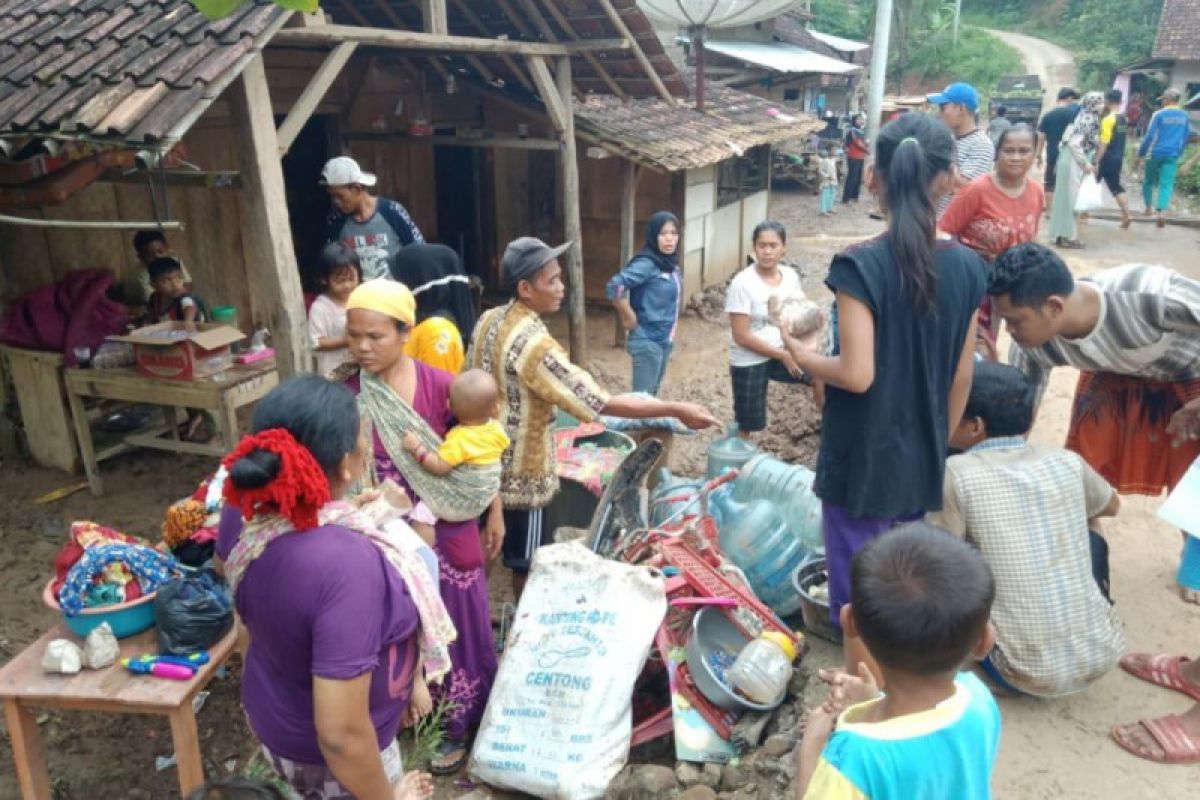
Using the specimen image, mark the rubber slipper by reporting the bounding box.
[429,740,469,776]
[1157,217,1166,229]
[1111,715,1200,764]
[1058,239,1085,249]
[1119,654,1200,701]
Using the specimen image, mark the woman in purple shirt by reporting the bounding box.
[217,377,434,800]
[338,279,500,775]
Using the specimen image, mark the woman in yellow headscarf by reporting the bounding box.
[339,279,500,776]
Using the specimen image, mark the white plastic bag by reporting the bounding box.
[469,543,666,799]
[1075,174,1103,213]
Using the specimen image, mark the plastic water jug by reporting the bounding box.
[649,468,705,525]
[736,455,824,555]
[717,496,806,616]
[727,631,797,705]
[705,423,758,479]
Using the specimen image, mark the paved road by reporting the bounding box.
[983,27,1077,113]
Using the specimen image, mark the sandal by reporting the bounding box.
[429,739,469,776]
[1119,654,1200,701]
[1054,237,1085,249]
[1111,715,1200,764]
[1157,216,1166,229]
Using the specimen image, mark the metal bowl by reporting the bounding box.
[793,557,843,644]
[684,606,785,712]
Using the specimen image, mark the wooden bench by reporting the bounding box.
[0,625,237,799]
[63,360,279,496]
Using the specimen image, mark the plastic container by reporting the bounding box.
[684,606,785,712]
[705,423,758,479]
[727,631,798,705]
[649,467,704,525]
[210,306,243,352]
[42,579,157,639]
[736,455,824,555]
[716,496,806,616]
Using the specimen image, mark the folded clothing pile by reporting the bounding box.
[53,523,177,615]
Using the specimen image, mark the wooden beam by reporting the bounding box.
[593,0,674,104]
[515,0,583,97]
[557,55,586,363]
[531,0,629,101]
[0,213,183,230]
[343,132,560,150]
[270,25,624,56]
[100,169,242,189]
[229,55,308,378]
[614,158,637,347]
[421,0,448,35]
[526,56,569,134]
[448,0,533,91]
[277,41,358,155]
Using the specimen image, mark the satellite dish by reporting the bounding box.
[639,1,799,109]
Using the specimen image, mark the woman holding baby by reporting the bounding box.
[337,279,500,776]
[725,220,811,437]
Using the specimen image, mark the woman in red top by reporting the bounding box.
[940,124,1044,357]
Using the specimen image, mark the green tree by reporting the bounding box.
[190,0,317,19]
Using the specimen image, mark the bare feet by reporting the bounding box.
[395,770,434,800]
[1182,584,1200,604]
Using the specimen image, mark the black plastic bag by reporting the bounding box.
[155,569,234,655]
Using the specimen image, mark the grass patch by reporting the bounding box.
[401,697,462,770]
[904,28,1023,97]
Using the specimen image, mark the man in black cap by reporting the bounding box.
[467,237,719,598]
[1036,88,1081,214]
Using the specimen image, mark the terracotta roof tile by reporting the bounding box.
[574,86,820,171]
[0,0,287,146]
[1154,0,1200,60]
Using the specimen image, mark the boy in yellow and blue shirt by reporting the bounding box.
[796,522,1001,799]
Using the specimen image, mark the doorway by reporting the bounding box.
[280,113,337,294]
[433,145,490,279]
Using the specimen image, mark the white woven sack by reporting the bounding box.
[468,542,666,799]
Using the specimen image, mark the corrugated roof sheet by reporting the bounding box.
[1154,0,1200,60]
[574,86,821,171]
[702,40,862,75]
[0,0,289,148]
[806,29,869,53]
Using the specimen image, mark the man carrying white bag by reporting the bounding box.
[469,542,667,799]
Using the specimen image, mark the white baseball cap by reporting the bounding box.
[320,156,377,187]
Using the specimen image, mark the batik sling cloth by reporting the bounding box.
[357,368,500,522]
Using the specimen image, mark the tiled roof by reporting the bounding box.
[1154,0,1200,60]
[0,0,289,148]
[327,0,688,99]
[573,86,820,171]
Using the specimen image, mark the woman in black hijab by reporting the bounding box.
[604,211,682,395]
[392,243,477,373]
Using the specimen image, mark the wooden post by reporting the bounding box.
[557,56,586,364]
[229,55,308,378]
[615,158,637,347]
[421,0,448,35]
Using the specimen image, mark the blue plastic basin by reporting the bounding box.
[42,578,158,639]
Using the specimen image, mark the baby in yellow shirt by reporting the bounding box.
[403,369,510,542]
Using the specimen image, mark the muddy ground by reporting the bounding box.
[1,187,1197,798]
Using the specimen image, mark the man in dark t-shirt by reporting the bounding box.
[1036,87,1080,213]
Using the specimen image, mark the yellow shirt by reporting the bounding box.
[438,419,511,467]
[405,316,464,374]
[1099,113,1116,145]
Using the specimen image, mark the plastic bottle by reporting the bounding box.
[717,496,806,615]
[727,631,797,705]
[735,455,824,555]
[705,423,758,479]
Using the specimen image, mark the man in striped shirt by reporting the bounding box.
[929,82,996,217]
[989,242,1200,602]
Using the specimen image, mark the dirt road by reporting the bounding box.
[983,27,1077,112]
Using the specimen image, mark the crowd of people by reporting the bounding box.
[198,79,1200,797]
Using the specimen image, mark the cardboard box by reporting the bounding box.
[109,323,245,381]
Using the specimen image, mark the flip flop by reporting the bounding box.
[1111,715,1200,764]
[429,739,469,776]
[1055,238,1085,249]
[1119,654,1200,701]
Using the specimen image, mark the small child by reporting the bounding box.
[818,145,839,216]
[402,369,510,542]
[145,256,207,325]
[130,229,192,302]
[796,522,1001,800]
[308,241,362,376]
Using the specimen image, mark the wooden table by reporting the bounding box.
[0,625,237,799]
[63,360,279,496]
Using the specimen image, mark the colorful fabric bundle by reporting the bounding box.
[51,522,141,598]
[58,544,177,616]
[162,500,208,548]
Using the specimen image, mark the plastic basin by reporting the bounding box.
[792,558,842,644]
[684,606,785,712]
[42,579,157,639]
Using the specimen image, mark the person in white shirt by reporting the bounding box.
[308,242,361,377]
[726,221,809,436]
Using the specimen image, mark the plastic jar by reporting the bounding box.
[727,631,798,705]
